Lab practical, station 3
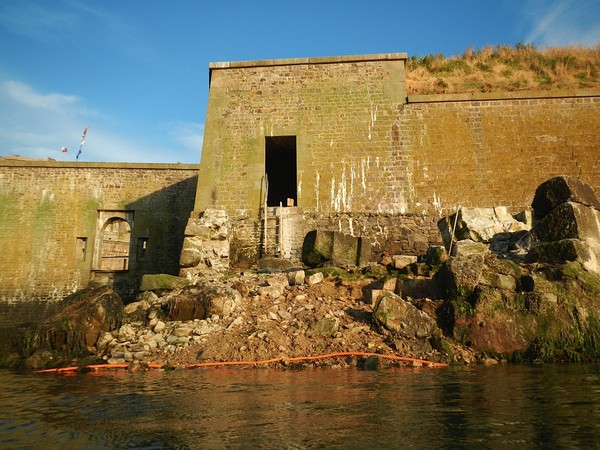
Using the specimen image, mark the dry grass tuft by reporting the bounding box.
[406,43,600,95]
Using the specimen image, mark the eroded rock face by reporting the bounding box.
[440,251,600,361]
[23,287,124,362]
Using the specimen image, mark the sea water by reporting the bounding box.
[1,364,600,449]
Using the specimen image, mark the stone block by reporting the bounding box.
[438,254,485,299]
[305,271,324,286]
[301,230,334,267]
[532,175,600,219]
[526,238,600,275]
[287,270,306,286]
[184,220,212,239]
[257,257,295,272]
[363,288,385,305]
[424,245,448,266]
[391,255,417,269]
[332,231,359,266]
[357,236,374,267]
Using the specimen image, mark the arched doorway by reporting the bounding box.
[98,217,131,271]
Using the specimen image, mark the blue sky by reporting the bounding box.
[0,0,598,164]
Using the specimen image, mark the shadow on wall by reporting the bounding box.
[92,176,197,301]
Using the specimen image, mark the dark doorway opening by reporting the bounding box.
[265,136,297,207]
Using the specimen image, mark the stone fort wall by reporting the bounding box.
[193,54,600,266]
[0,160,198,330]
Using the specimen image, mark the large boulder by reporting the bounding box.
[529,202,600,242]
[373,292,438,339]
[531,175,600,220]
[438,207,529,250]
[164,284,241,321]
[23,287,124,359]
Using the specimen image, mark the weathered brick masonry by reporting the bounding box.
[193,54,600,266]
[404,92,600,212]
[0,160,198,330]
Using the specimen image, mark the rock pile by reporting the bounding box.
[436,175,600,360]
[94,269,454,368]
[11,175,600,370]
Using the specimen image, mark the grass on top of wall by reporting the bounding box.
[406,43,600,95]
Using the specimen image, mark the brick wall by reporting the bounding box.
[402,92,600,214]
[194,54,600,266]
[195,54,408,215]
[0,160,198,328]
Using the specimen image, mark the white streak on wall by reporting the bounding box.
[422,163,429,179]
[330,161,355,213]
[348,163,356,211]
[348,217,354,236]
[297,170,303,198]
[433,192,442,214]
[315,171,320,212]
[330,177,336,210]
[360,158,367,193]
[368,104,378,141]
[338,164,347,211]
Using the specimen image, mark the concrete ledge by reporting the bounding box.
[0,158,199,170]
[408,89,600,104]
[209,53,408,70]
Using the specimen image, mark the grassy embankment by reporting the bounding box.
[406,43,600,95]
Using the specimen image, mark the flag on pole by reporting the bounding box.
[76,126,88,160]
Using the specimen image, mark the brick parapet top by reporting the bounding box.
[0,158,199,170]
[209,53,408,71]
[408,89,600,104]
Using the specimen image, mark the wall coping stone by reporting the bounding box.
[209,53,408,70]
[208,53,408,84]
[408,89,600,104]
[0,158,199,170]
